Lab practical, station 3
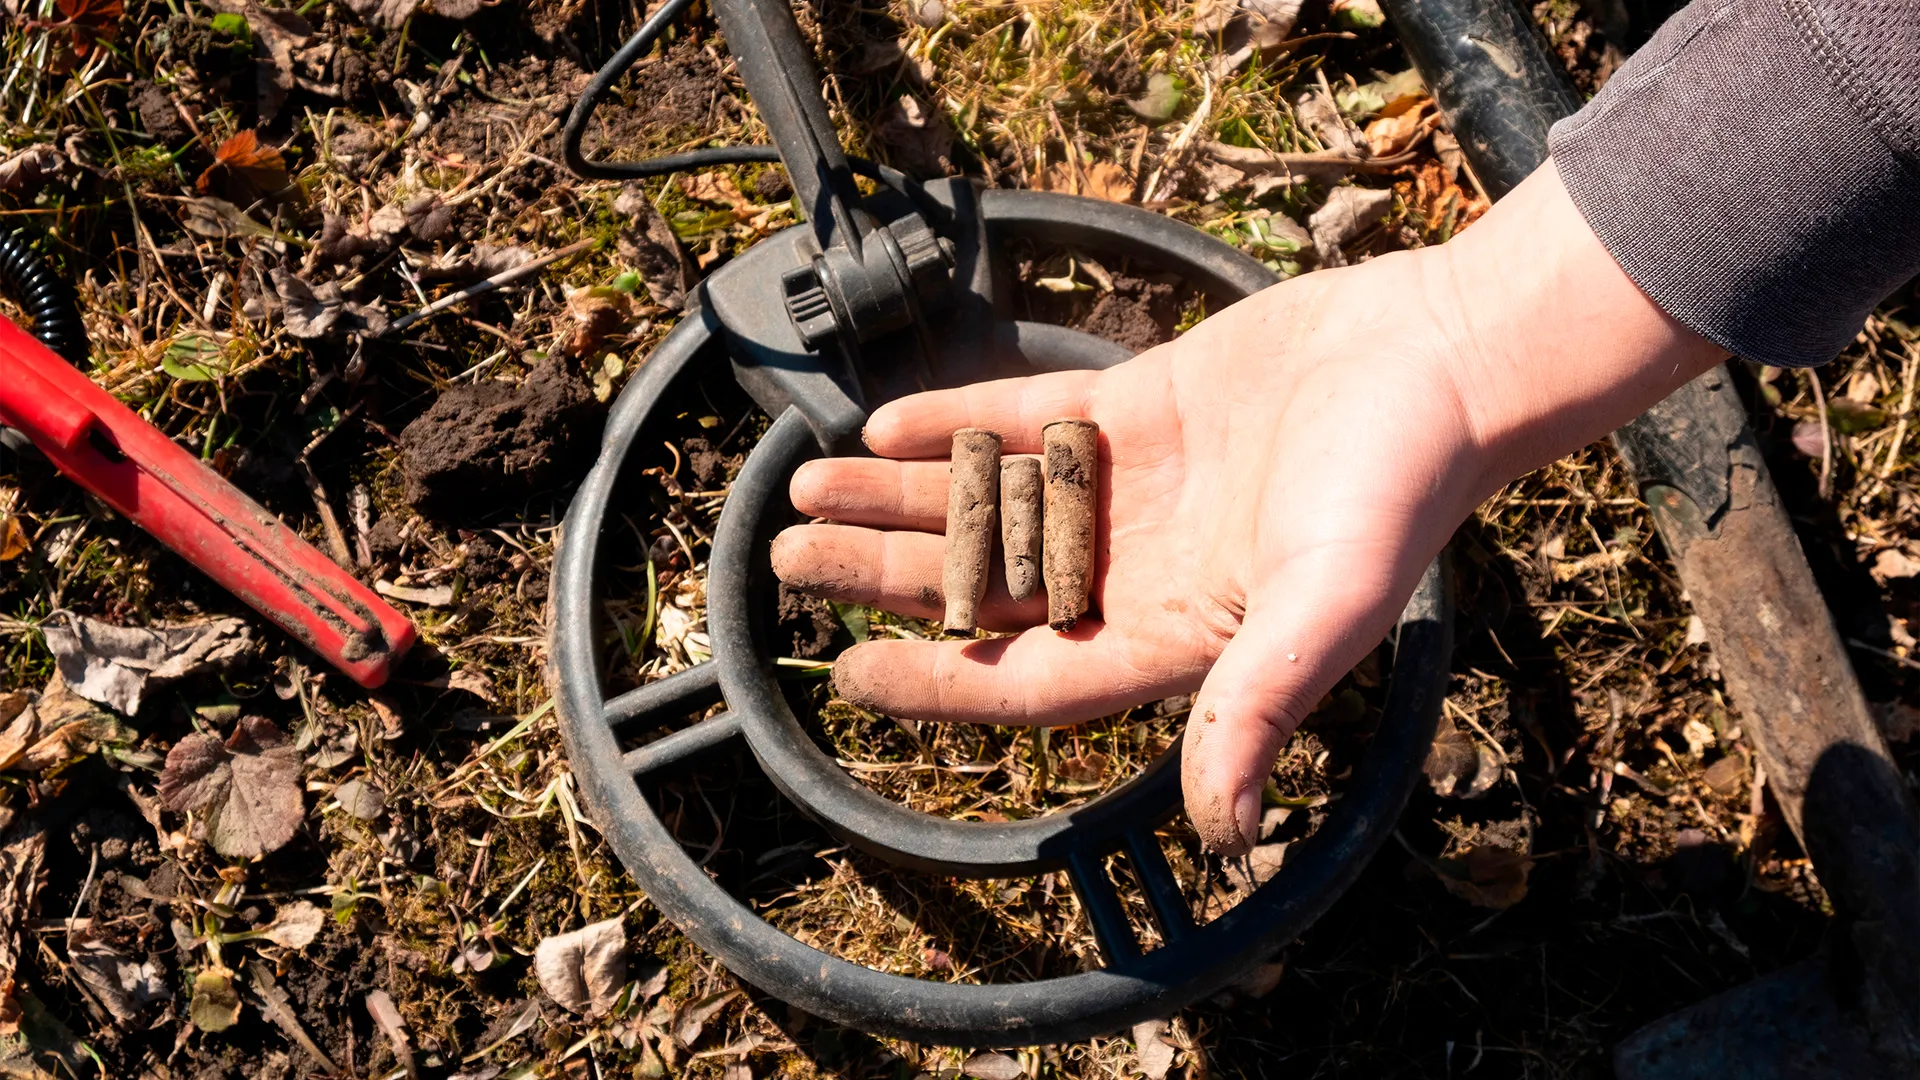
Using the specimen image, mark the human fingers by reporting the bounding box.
[770,524,1048,631]
[791,457,1013,532]
[1179,555,1410,856]
[863,369,1100,457]
[829,627,1199,725]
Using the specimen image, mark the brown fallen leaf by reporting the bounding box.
[534,918,628,1016]
[1082,161,1134,203]
[1423,712,1500,799]
[197,130,290,202]
[251,902,325,949]
[272,268,390,338]
[157,716,305,859]
[344,0,419,29]
[563,286,634,357]
[333,778,386,820]
[1363,100,1433,157]
[68,934,167,1021]
[36,0,121,72]
[1133,1019,1178,1080]
[201,0,312,125]
[41,614,254,716]
[0,145,69,194]
[680,172,753,213]
[614,188,697,310]
[1435,845,1533,909]
[1307,185,1393,267]
[673,988,741,1048]
[0,515,29,561]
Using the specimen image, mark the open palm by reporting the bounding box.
[771,249,1489,854]
[772,162,1724,853]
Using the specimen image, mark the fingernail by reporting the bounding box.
[1234,785,1261,852]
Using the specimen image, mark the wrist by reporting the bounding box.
[1434,159,1726,489]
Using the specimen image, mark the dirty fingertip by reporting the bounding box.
[830,643,888,709]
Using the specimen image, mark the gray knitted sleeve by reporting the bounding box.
[1547,0,1920,368]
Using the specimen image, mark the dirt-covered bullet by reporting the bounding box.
[941,428,1001,634]
[1042,418,1098,631]
[1000,457,1043,602]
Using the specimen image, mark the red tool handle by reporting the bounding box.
[0,316,415,688]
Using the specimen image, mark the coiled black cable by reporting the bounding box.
[0,229,88,365]
[561,0,919,199]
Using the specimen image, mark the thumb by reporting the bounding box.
[1180,566,1403,856]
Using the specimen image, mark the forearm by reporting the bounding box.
[1434,159,1727,492]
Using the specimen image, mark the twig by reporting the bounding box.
[1809,369,1833,498]
[247,961,345,1077]
[299,402,363,569]
[1880,340,1918,480]
[383,238,595,336]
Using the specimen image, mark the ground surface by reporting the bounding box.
[1,0,1917,1078]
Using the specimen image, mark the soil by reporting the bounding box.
[395,360,604,521]
[1018,258,1187,353]
[777,584,844,661]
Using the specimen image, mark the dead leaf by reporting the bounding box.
[1791,419,1827,458]
[875,94,953,178]
[961,1051,1024,1080]
[41,614,253,716]
[190,969,242,1032]
[1363,100,1432,157]
[1701,755,1746,797]
[447,668,497,703]
[344,0,419,29]
[1845,371,1881,402]
[15,685,135,773]
[1082,161,1134,202]
[255,902,325,949]
[563,286,633,357]
[333,778,386,820]
[157,716,305,859]
[36,0,120,71]
[375,580,454,607]
[403,193,453,243]
[1307,185,1393,267]
[0,145,68,194]
[614,189,697,310]
[0,515,29,560]
[1423,713,1500,799]
[534,918,628,1016]
[272,268,390,339]
[0,694,33,770]
[181,197,285,244]
[1435,846,1532,909]
[68,935,166,1021]
[1133,1019,1178,1080]
[673,988,740,1047]
[197,130,290,201]
[432,0,488,16]
[1295,88,1364,158]
[680,172,753,212]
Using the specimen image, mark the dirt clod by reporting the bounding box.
[396,361,603,521]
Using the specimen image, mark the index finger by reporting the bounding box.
[864,369,1098,458]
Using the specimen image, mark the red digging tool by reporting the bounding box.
[0,314,415,688]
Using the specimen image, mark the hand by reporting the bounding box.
[771,161,1723,853]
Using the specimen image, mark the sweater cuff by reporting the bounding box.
[1548,0,1920,368]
